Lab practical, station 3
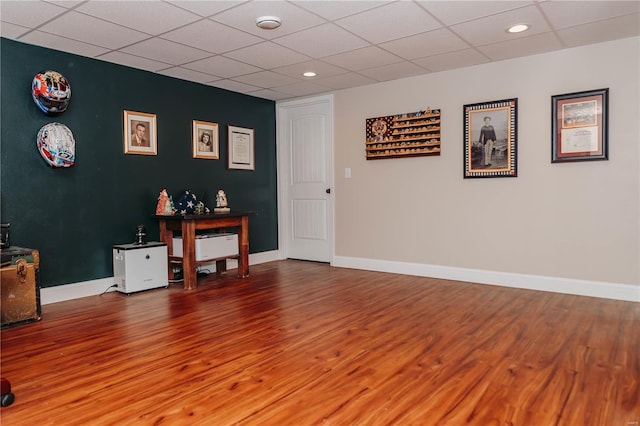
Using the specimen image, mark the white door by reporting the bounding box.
[277,95,333,263]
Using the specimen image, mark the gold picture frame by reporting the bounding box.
[192,120,219,159]
[123,110,157,155]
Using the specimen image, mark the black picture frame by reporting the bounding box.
[551,88,608,163]
[463,98,517,178]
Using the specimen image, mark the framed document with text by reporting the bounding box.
[552,88,608,163]
[228,125,254,170]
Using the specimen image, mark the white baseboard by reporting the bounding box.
[41,252,639,305]
[40,277,116,305]
[332,256,640,302]
[40,250,282,305]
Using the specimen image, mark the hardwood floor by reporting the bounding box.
[1,260,638,425]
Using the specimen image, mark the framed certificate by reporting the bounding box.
[228,125,254,170]
[552,88,608,163]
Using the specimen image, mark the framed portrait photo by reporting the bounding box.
[124,110,157,155]
[228,125,254,170]
[551,88,608,163]
[192,120,219,159]
[463,98,517,178]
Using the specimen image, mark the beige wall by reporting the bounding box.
[333,37,639,287]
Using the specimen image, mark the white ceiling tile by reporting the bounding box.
[322,46,403,71]
[275,23,370,57]
[97,51,172,72]
[248,88,292,101]
[336,1,441,44]
[272,80,331,97]
[210,1,326,39]
[224,41,310,69]
[0,22,30,39]
[450,5,551,46]
[539,0,640,30]
[412,48,490,72]
[312,72,378,90]
[272,60,347,79]
[207,79,262,93]
[121,38,212,65]
[557,13,640,48]
[380,28,469,60]
[45,1,83,7]
[417,1,534,25]
[292,0,391,20]
[232,70,299,88]
[157,66,219,84]
[359,61,429,82]
[20,30,110,58]
[38,11,149,49]
[161,19,262,54]
[183,56,261,78]
[0,0,66,27]
[167,1,245,17]
[477,31,563,61]
[75,1,201,35]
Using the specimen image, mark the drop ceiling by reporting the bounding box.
[2,0,639,101]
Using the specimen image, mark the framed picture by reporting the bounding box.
[463,98,517,178]
[551,88,608,163]
[124,110,157,155]
[192,120,219,159]
[228,125,254,170]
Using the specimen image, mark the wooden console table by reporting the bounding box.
[154,212,251,290]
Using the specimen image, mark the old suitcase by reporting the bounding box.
[1,246,41,328]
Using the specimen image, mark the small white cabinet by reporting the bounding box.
[113,242,168,294]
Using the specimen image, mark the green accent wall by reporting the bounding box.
[0,38,278,288]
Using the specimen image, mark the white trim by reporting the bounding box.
[332,256,640,302]
[40,277,115,305]
[40,250,281,305]
[42,252,637,305]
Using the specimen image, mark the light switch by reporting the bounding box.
[345,167,351,178]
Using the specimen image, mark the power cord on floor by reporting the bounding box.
[100,284,118,296]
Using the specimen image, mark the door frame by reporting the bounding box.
[276,94,335,263]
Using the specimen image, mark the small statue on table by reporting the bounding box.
[214,189,230,213]
[155,188,174,215]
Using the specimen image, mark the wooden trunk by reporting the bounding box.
[1,247,41,328]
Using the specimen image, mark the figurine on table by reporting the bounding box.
[214,189,230,213]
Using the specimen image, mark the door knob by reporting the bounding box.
[326,188,331,194]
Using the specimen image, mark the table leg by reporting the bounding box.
[158,220,174,280]
[181,220,197,290]
[238,215,249,278]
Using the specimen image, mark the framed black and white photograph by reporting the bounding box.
[228,125,254,170]
[463,98,517,178]
[552,88,608,163]
[192,120,219,159]
[124,110,157,155]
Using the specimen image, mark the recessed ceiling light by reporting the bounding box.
[256,16,281,30]
[507,23,529,33]
[302,71,317,77]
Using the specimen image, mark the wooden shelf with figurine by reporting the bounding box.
[365,108,441,160]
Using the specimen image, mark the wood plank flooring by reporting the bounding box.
[1,260,638,425]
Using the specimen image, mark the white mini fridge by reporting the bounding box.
[113,242,168,294]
